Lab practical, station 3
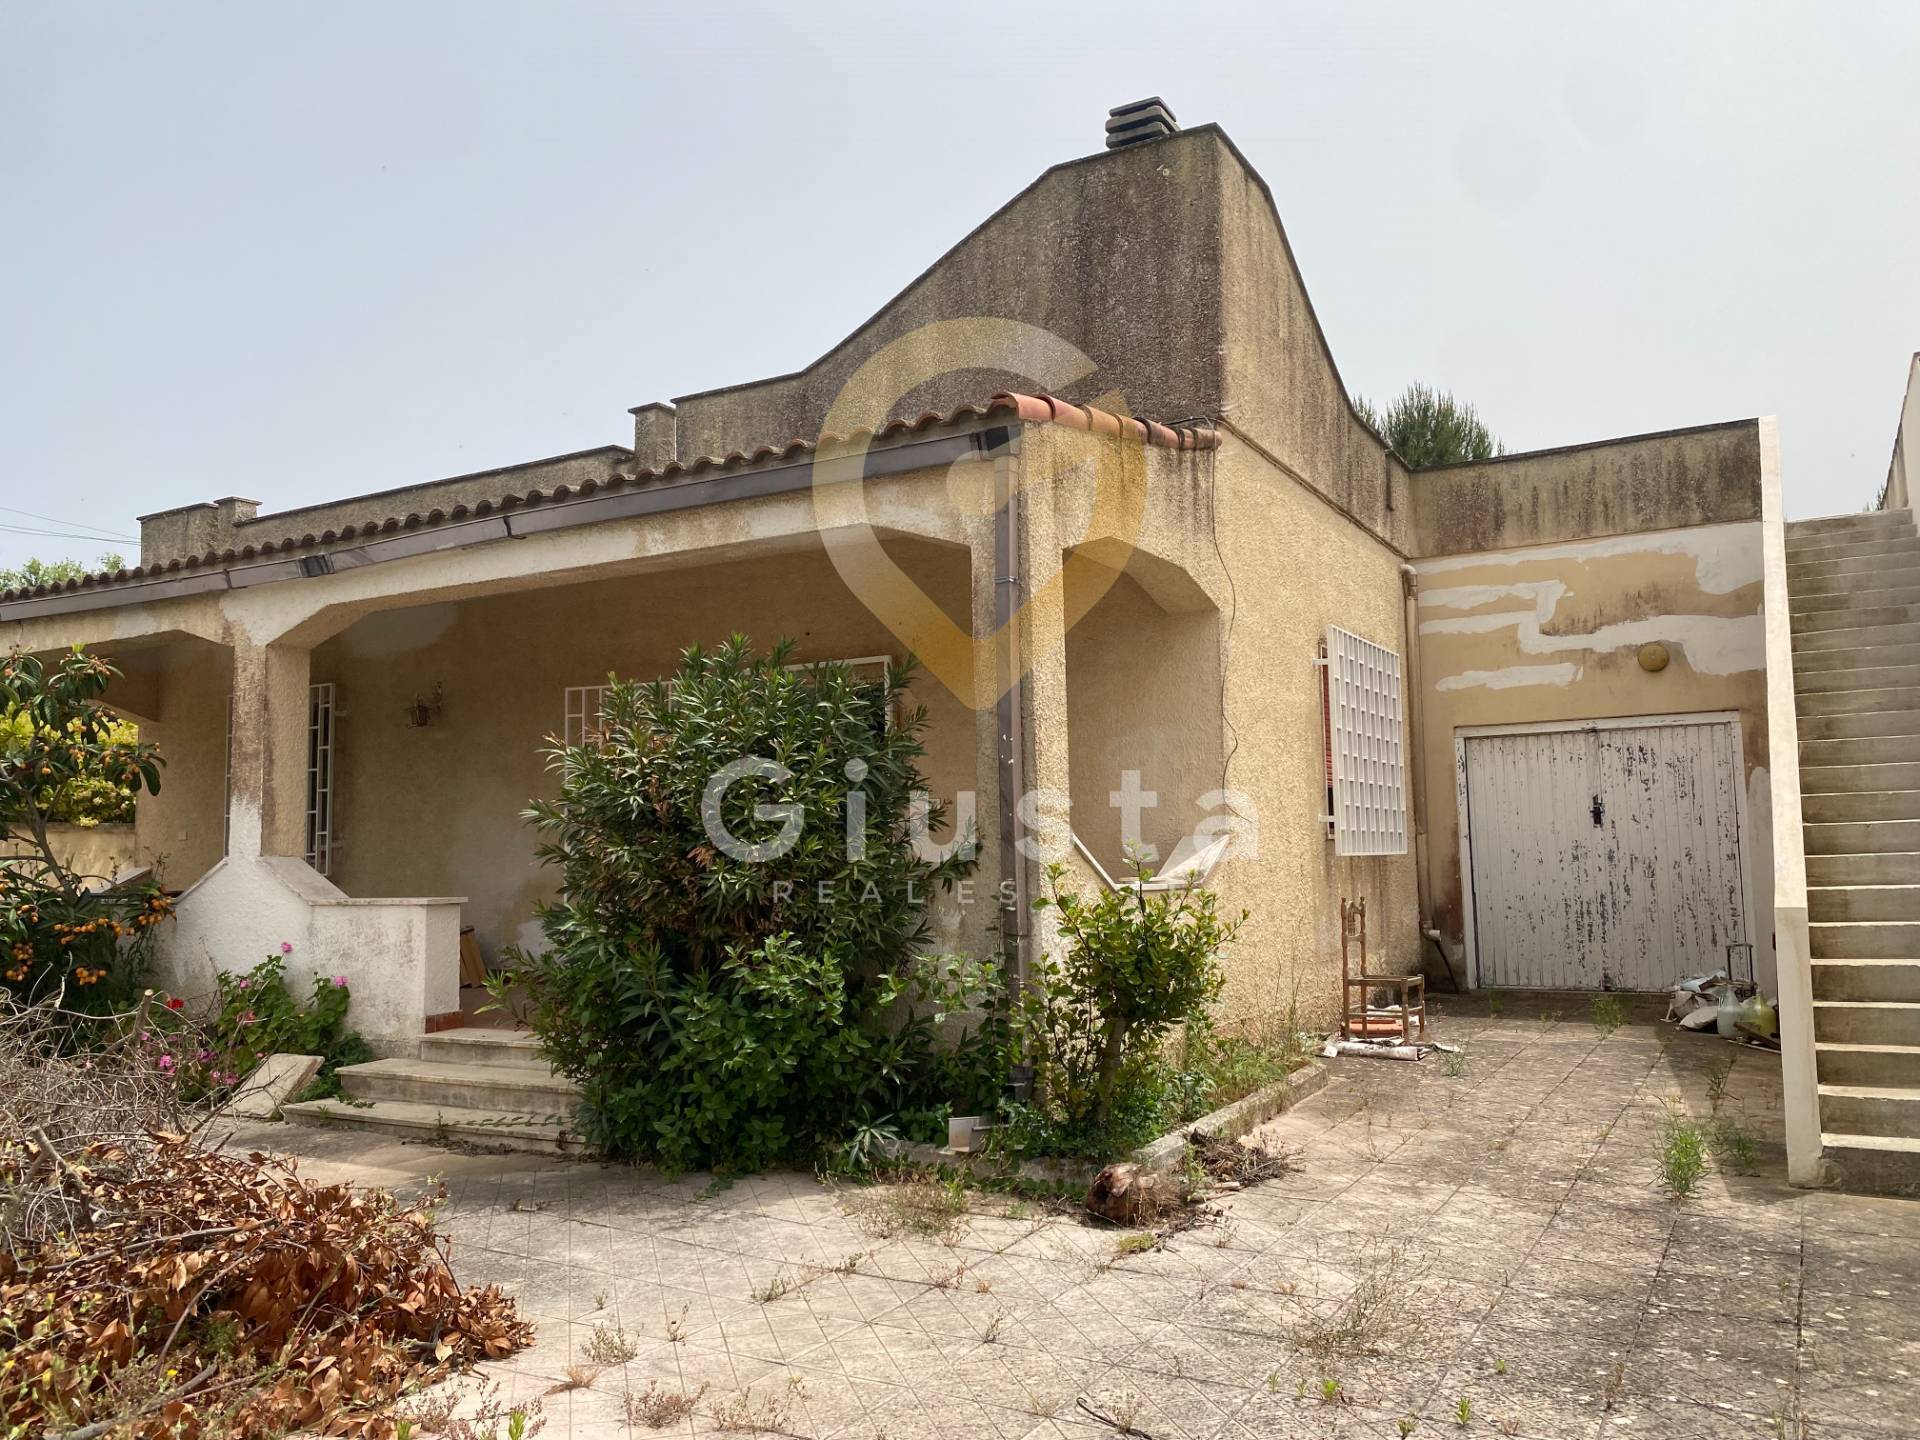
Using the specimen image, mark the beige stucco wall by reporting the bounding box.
[0,823,137,878]
[1204,440,1420,1027]
[1414,519,1772,990]
[309,536,987,970]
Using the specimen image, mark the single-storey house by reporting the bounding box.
[2,102,1906,1191]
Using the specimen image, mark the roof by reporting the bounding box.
[0,393,1218,608]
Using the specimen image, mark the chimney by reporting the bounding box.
[1105,97,1179,149]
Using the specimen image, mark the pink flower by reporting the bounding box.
[196,1050,213,1063]
[157,1055,174,1072]
[280,941,293,955]
[331,975,348,989]
[236,979,250,991]
[237,1010,256,1026]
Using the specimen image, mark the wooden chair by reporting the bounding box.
[1339,897,1427,1042]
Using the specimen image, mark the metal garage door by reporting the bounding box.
[1461,716,1749,991]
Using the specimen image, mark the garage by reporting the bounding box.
[1458,714,1752,991]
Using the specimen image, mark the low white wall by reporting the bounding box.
[0,823,138,879]
[154,854,462,1057]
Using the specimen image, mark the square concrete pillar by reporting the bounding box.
[226,639,312,860]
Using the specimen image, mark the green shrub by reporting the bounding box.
[1,647,170,1025]
[1008,862,1242,1158]
[160,949,367,1101]
[508,637,999,1170]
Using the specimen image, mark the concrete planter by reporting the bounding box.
[885,1058,1329,1188]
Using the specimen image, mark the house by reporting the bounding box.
[10,100,1897,1186]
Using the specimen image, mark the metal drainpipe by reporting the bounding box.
[1400,563,1433,937]
[993,442,1034,1093]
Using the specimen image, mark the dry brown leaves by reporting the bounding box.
[0,1134,531,1439]
[1187,1129,1299,1186]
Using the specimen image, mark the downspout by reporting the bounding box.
[993,440,1034,1009]
[1401,562,1455,986]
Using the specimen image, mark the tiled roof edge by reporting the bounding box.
[0,394,1218,605]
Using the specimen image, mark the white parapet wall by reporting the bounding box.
[155,855,463,1057]
[1759,418,1824,1186]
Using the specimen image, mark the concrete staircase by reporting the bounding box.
[1789,508,1920,1193]
[282,1028,583,1154]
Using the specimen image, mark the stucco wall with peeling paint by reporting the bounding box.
[1413,519,1773,992]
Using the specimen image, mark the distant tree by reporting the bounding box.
[1354,383,1505,468]
[0,553,126,590]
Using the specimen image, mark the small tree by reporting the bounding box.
[1,647,170,1015]
[1355,383,1504,468]
[1020,862,1242,1152]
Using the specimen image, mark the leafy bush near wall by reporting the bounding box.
[158,950,370,1102]
[0,647,171,1027]
[1002,863,1244,1159]
[509,637,1002,1172]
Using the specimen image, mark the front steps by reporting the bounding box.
[283,1027,583,1154]
[1789,508,1920,1194]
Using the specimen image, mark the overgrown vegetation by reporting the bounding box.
[1591,993,1626,1036]
[155,949,371,1103]
[1,647,171,1024]
[506,638,1004,1172]
[1656,1101,1709,1198]
[0,994,531,1438]
[1001,861,1244,1159]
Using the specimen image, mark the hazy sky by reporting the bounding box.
[2,1,1916,572]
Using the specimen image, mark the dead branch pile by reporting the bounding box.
[1,1135,531,1438]
[1187,1129,1299,1186]
[3,1136,529,1440]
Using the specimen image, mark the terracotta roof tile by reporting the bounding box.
[0,393,1217,606]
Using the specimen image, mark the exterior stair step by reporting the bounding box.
[281,1098,583,1154]
[1794,640,1920,673]
[1819,1133,1920,1196]
[1800,734,1920,767]
[1806,851,1920,886]
[1785,511,1915,542]
[1811,957,1920,999]
[1803,790,1920,824]
[1795,620,1920,654]
[1809,889,1920,925]
[1799,761,1920,794]
[1812,1000,1920,1045]
[1810,922,1920,959]
[417,1026,549,1068]
[1817,1084,1920,1139]
[1796,708,1920,743]
[1792,587,1920,618]
[1788,552,1920,583]
[1794,686,1920,718]
[337,1057,579,1114]
[1795,665,1920,695]
[1793,604,1920,636]
[1817,1042,1920,1088]
[1786,535,1920,566]
[1789,565,1920,599]
[1804,819,1920,856]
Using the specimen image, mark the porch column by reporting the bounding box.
[226,637,312,860]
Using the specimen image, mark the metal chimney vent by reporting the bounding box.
[1105,97,1179,149]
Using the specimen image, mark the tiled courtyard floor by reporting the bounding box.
[252,1000,1920,1437]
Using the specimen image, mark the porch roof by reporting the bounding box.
[0,394,1219,617]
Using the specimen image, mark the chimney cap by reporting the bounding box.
[1105,97,1179,149]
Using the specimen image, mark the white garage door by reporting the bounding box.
[1461,716,1749,991]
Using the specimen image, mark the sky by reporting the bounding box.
[1,1,1916,573]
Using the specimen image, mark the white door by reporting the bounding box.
[1461,717,1749,991]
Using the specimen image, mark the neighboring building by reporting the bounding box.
[0,105,1793,1147]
